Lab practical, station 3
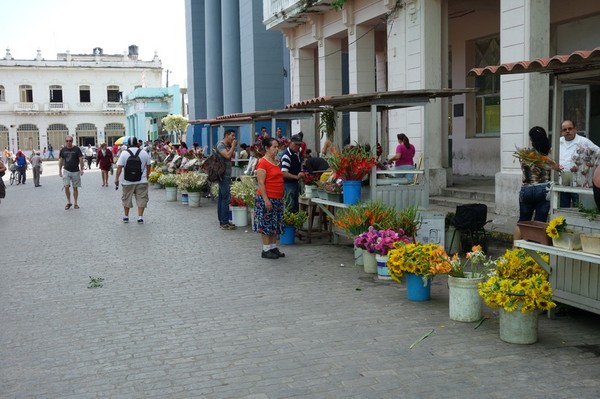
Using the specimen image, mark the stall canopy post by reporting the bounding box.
[370,103,378,201]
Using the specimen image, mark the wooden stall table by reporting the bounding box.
[297,196,332,243]
[514,239,600,317]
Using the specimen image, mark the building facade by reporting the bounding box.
[0,46,162,155]
[264,0,600,215]
[185,0,290,147]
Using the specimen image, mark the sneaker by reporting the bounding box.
[270,248,286,258]
[137,218,144,224]
[123,217,129,223]
[261,250,279,259]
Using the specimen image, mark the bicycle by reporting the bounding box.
[8,164,17,185]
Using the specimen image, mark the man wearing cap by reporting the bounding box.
[280,134,305,212]
[114,137,151,223]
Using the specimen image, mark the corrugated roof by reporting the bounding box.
[468,47,600,77]
[286,89,474,112]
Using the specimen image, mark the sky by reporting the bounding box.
[0,0,187,87]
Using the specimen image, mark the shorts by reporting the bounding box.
[121,183,149,208]
[62,170,82,187]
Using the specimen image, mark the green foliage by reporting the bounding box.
[161,115,189,142]
[331,0,346,11]
[284,210,308,229]
[319,108,336,140]
[576,201,599,220]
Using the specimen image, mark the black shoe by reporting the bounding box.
[261,250,279,259]
[270,248,285,258]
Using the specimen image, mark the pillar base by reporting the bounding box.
[495,171,521,216]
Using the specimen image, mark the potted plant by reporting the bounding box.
[387,242,449,301]
[372,228,411,280]
[546,216,582,250]
[148,170,162,186]
[479,248,556,344]
[437,245,495,322]
[302,173,319,198]
[176,172,207,207]
[396,206,421,242]
[320,179,343,202]
[157,173,178,201]
[281,210,308,245]
[230,179,257,227]
[328,145,377,204]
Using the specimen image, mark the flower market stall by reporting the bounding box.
[470,48,600,316]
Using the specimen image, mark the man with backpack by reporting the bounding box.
[114,137,151,223]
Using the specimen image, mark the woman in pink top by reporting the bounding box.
[388,133,415,180]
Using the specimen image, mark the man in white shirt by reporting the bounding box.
[114,137,151,223]
[559,120,600,207]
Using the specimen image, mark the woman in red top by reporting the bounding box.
[254,137,285,259]
[96,143,113,187]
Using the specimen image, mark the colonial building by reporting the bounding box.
[263,0,600,215]
[0,45,162,154]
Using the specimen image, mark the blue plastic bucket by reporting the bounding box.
[280,225,296,245]
[342,180,361,205]
[405,272,431,301]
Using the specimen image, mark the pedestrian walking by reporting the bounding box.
[96,143,113,187]
[47,144,54,159]
[0,159,6,203]
[84,144,94,170]
[58,135,84,210]
[254,137,285,259]
[114,137,151,223]
[29,151,43,187]
[216,129,237,230]
[14,150,27,185]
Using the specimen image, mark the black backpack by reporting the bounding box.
[202,151,226,182]
[124,148,143,182]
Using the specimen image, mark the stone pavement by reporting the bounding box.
[1,163,600,398]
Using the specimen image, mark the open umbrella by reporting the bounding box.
[114,136,130,145]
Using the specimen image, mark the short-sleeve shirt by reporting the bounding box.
[394,144,416,167]
[216,141,232,177]
[256,158,284,199]
[59,146,83,172]
[116,147,151,185]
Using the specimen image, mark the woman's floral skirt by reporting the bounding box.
[253,195,284,236]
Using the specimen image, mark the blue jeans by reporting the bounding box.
[394,165,415,181]
[519,183,551,222]
[284,181,300,212]
[559,192,579,208]
[17,166,26,184]
[217,177,231,225]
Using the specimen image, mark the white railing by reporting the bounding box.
[44,102,69,112]
[263,0,298,21]
[263,0,327,27]
[14,102,39,112]
[103,101,125,113]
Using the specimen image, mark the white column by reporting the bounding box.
[495,0,550,215]
[318,37,342,150]
[348,24,375,144]
[290,46,315,135]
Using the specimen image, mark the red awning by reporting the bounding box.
[468,47,600,77]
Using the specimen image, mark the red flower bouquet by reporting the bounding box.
[328,145,377,180]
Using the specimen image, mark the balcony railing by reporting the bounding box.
[14,102,40,113]
[263,0,330,29]
[103,101,125,114]
[44,102,69,113]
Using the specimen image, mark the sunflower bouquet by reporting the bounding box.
[545,216,567,239]
[478,248,556,313]
[387,242,451,284]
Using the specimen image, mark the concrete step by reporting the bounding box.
[429,195,496,214]
[441,187,495,203]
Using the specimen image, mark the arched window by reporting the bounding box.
[107,85,121,102]
[19,84,33,102]
[0,85,5,102]
[79,85,91,103]
[49,85,63,103]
